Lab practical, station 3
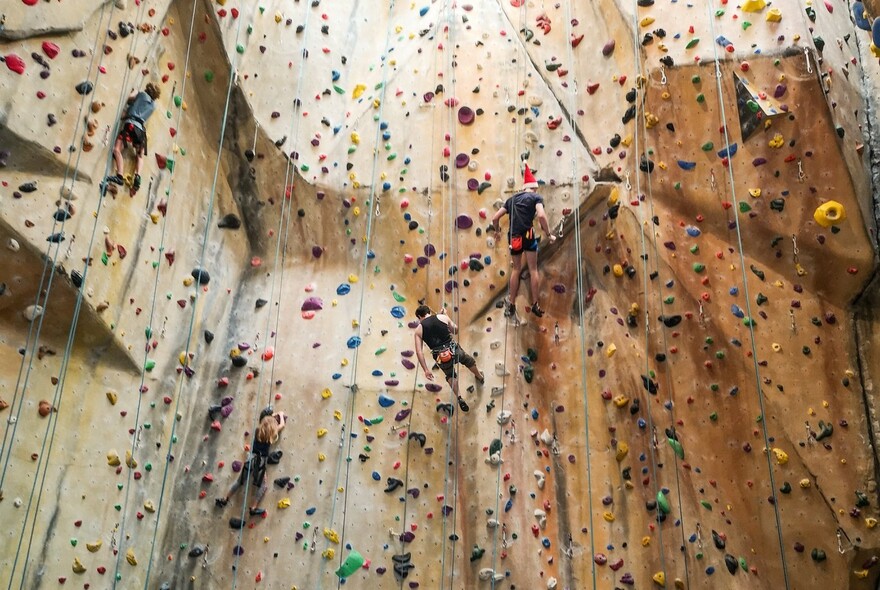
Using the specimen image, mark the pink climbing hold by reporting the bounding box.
[5,54,26,75]
[23,0,39,5]
[42,42,60,59]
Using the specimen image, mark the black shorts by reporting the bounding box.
[509,228,538,255]
[432,343,476,380]
[120,121,147,153]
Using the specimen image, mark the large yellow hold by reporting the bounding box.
[813,201,846,227]
[742,0,766,12]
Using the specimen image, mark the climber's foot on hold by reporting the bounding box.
[249,507,266,517]
[530,302,545,318]
[133,174,142,192]
[215,497,228,508]
[457,396,470,413]
[107,174,124,186]
[503,300,516,318]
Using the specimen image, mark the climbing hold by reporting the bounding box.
[191,268,210,285]
[652,571,666,586]
[813,201,846,227]
[335,549,365,578]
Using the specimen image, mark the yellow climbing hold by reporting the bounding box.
[352,84,367,99]
[350,132,360,145]
[652,571,666,586]
[772,448,789,465]
[126,548,138,566]
[322,548,336,560]
[813,200,846,227]
[854,569,870,579]
[612,264,624,277]
[621,134,633,147]
[871,44,880,58]
[799,478,812,488]
[178,351,189,366]
[603,511,615,522]
[107,451,121,467]
[86,540,102,552]
[748,188,761,198]
[606,343,617,357]
[318,453,326,461]
[72,558,86,574]
[317,428,328,438]
[644,112,659,129]
[277,498,291,509]
[772,343,782,352]
[341,358,349,367]
[333,410,342,420]
[125,449,137,469]
[106,391,118,405]
[324,528,340,544]
[866,517,878,529]
[640,16,655,27]
[741,0,766,11]
[642,536,652,547]
[766,7,782,21]
[348,274,359,283]
[274,11,282,23]
[608,187,619,206]
[182,275,192,286]
[616,442,629,462]
[613,395,630,408]
[768,133,784,148]
[144,500,156,513]
[322,388,332,399]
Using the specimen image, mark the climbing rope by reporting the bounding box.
[107,0,201,583]
[138,7,250,587]
[310,3,397,588]
[706,2,791,587]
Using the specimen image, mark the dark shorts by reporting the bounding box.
[509,228,538,255]
[239,454,267,487]
[119,120,147,153]
[432,343,476,380]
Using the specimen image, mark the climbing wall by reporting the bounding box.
[2,0,880,589]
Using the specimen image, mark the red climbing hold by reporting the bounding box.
[42,42,60,59]
[5,54,25,75]
[23,0,39,5]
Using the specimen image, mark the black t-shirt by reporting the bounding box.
[420,315,453,351]
[503,192,543,236]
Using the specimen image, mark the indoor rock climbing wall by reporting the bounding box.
[2,0,880,589]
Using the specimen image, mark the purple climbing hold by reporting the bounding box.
[221,405,233,418]
[458,106,475,125]
[395,409,412,421]
[752,157,767,167]
[400,531,416,543]
[231,460,243,472]
[602,40,616,56]
[424,243,436,257]
[401,350,414,358]
[401,359,415,370]
[444,279,457,293]
[423,91,434,102]
[312,246,323,258]
[773,84,787,98]
[552,284,566,293]
[455,214,473,229]
[455,153,470,168]
[416,256,430,268]
[301,297,324,311]
[467,178,480,191]
[425,383,443,393]
[384,379,400,386]
[233,545,244,556]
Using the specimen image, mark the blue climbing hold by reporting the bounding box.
[542,538,551,548]
[685,226,701,237]
[371,369,383,376]
[382,182,391,191]
[390,305,406,319]
[372,471,381,481]
[367,250,376,259]
[337,284,351,295]
[504,499,513,512]
[731,304,745,319]
[715,35,732,49]
[419,6,429,16]
[332,373,343,380]
[531,408,539,420]
[637,418,647,429]
[332,70,341,81]
[853,3,870,30]
[706,566,715,575]
[306,507,317,515]
[347,336,362,349]
[717,143,738,159]
[378,394,395,408]
[729,286,739,296]
[484,255,491,265]
[677,160,697,171]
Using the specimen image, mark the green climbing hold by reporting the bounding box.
[335,550,365,578]
[144,359,156,372]
[470,545,486,562]
[101,251,109,265]
[489,438,502,456]
[375,346,387,355]
[700,500,712,511]
[333,85,345,94]
[656,491,670,514]
[747,100,760,113]
[692,75,701,84]
[392,291,406,302]
[780,482,791,494]
[145,327,152,339]
[705,337,714,344]
[236,44,245,54]
[174,95,182,107]
[689,245,699,254]
[523,365,534,383]
[742,21,752,30]
[742,317,755,327]
[710,383,719,392]
[693,263,705,273]
[709,412,718,421]
[166,158,175,172]
[738,202,751,213]
[204,70,214,82]
[701,141,714,151]
[696,93,705,103]
[663,296,675,304]
[667,437,684,460]
[527,348,538,362]
[715,350,725,359]
[685,38,700,49]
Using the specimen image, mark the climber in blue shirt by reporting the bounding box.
[107,82,161,193]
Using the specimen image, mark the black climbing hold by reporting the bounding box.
[639,156,654,173]
[712,530,726,550]
[274,476,291,488]
[188,545,206,558]
[267,450,283,464]
[204,330,214,343]
[217,213,241,229]
[625,88,637,103]
[245,149,255,161]
[750,265,765,281]
[18,182,37,193]
[622,467,631,480]
[489,438,502,456]
[71,270,83,288]
[191,268,210,285]
[384,477,404,493]
[666,123,675,133]
[780,482,792,494]
[609,134,621,148]
[659,56,674,67]
[231,355,248,368]
[53,209,71,222]
[297,208,306,217]
[75,81,94,95]
[408,220,419,231]
[811,548,826,562]
[527,348,538,362]
[255,298,268,308]
[641,375,658,394]
[229,518,245,529]
[46,232,65,243]
[608,204,620,219]
[658,315,681,328]
[724,554,738,575]
[468,259,484,272]
[813,36,825,52]
[770,198,785,212]
[622,105,636,124]
[856,491,870,507]
[637,0,655,5]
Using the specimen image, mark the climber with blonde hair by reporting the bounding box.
[216,407,286,517]
[107,82,161,193]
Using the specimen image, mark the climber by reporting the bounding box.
[216,407,286,516]
[413,304,484,412]
[492,163,556,318]
[106,82,161,193]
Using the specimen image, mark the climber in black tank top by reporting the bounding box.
[414,305,484,412]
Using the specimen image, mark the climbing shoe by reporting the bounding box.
[457,396,470,413]
[530,302,545,317]
[214,497,228,508]
[475,371,485,385]
[133,174,142,191]
[107,174,124,186]
[504,300,516,318]
[249,507,266,517]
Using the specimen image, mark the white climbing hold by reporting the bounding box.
[547,577,558,589]
[485,452,503,465]
[486,518,500,528]
[497,410,512,425]
[494,361,509,377]
[14,497,23,507]
[534,470,546,489]
[540,429,554,447]
[23,305,44,322]
[535,508,547,529]
[7,238,20,252]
